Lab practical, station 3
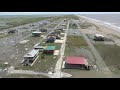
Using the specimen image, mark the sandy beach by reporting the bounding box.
[78,15,120,46]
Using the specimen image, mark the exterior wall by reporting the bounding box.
[40,29,47,32]
[46,38,55,43]
[93,36,104,41]
[65,63,88,70]
[32,33,41,37]
[43,50,54,54]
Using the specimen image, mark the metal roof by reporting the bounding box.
[66,56,87,65]
[34,46,45,49]
[32,31,41,34]
[24,49,39,58]
[95,34,104,37]
[34,43,40,47]
[44,46,55,50]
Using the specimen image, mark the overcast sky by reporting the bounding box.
[0,12,120,15]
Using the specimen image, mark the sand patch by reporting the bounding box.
[54,50,59,55]
[55,40,64,43]
[61,33,65,35]
[41,35,44,38]
[19,40,29,44]
[61,37,64,40]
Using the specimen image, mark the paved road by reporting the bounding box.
[9,69,51,78]
[52,20,72,78]
[7,66,72,78]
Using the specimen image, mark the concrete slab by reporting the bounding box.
[55,40,64,43]
[54,50,60,55]
[61,37,64,40]
[41,35,45,38]
[62,61,65,68]
[61,33,65,35]
[31,56,39,66]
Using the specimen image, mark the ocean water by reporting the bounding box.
[81,14,120,32]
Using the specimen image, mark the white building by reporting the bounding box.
[23,49,39,65]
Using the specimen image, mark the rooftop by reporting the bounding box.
[95,34,104,37]
[24,49,39,58]
[66,56,87,65]
[34,46,45,49]
[44,46,55,50]
[32,31,42,34]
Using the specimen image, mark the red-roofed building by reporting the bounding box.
[65,56,89,70]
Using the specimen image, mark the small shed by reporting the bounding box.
[43,46,55,54]
[65,56,89,70]
[32,31,41,37]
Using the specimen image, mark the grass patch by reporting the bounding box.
[15,41,61,72]
[95,44,120,66]
[64,46,95,64]
[34,54,58,72]
[110,34,120,39]
[62,15,79,20]
[0,17,51,30]
[46,23,58,28]
[69,23,78,29]
[60,34,65,37]
[0,33,10,38]
[66,35,88,47]
[16,53,58,72]
[79,22,93,29]
[0,63,10,68]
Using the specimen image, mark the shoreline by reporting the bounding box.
[79,15,120,37]
[77,15,120,46]
[80,15,120,33]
